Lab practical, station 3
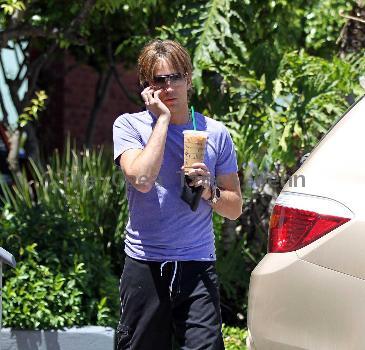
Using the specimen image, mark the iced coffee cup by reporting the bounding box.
[182,130,208,174]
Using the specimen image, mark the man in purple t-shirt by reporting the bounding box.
[113,39,242,350]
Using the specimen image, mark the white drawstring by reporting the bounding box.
[160,261,178,297]
[160,261,170,276]
[170,261,178,295]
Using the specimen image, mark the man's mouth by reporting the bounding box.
[164,97,177,103]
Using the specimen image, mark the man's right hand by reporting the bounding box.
[141,87,171,120]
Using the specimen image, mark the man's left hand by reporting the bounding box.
[182,162,212,201]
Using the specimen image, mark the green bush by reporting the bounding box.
[2,244,86,329]
[213,212,263,326]
[0,141,128,328]
[222,324,248,350]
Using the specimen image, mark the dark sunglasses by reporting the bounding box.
[152,73,185,86]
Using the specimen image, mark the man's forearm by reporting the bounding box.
[210,190,243,220]
[130,115,170,191]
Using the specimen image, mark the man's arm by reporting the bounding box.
[208,172,243,220]
[119,115,169,193]
[119,87,171,193]
[186,163,243,220]
[203,123,242,219]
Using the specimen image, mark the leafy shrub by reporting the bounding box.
[214,212,264,326]
[2,244,86,329]
[0,141,128,328]
[222,324,248,350]
[304,0,352,55]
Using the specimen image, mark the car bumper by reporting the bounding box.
[247,252,365,350]
[246,329,256,350]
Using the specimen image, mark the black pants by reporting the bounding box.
[116,255,225,350]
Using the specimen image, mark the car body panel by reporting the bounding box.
[248,253,365,350]
[247,96,365,349]
[282,95,365,214]
[281,96,365,278]
[296,217,365,280]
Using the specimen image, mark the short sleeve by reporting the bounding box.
[113,114,144,167]
[215,125,239,176]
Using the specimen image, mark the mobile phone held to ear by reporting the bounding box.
[180,175,204,212]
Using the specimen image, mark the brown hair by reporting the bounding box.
[137,39,193,91]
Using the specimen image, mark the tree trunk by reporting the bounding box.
[23,123,41,164]
[7,129,21,176]
[339,3,365,54]
[85,67,113,147]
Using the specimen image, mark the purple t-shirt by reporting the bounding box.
[113,110,238,262]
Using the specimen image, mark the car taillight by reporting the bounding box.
[268,192,353,253]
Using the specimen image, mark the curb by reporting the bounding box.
[0,326,115,350]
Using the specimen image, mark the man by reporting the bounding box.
[113,39,242,350]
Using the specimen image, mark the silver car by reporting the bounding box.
[246,95,365,349]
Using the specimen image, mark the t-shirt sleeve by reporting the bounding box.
[113,114,144,167]
[215,125,239,176]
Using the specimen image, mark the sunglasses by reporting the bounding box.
[151,73,186,88]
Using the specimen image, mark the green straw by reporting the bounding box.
[191,106,197,130]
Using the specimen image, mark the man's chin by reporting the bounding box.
[165,102,178,113]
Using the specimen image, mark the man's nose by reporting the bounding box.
[164,81,173,91]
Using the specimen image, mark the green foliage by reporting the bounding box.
[222,324,248,350]
[2,244,86,329]
[213,50,364,173]
[159,0,248,95]
[304,0,352,55]
[0,142,128,328]
[214,217,264,324]
[0,0,25,16]
[214,211,264,323]
[1,0,175,75]
[190,1,244,93]
[18,90,48,127]
[95,0,129,14]
[67,0,178,71]
[260,50,361,168]
[160,0,365,173]
[216,237,258,299]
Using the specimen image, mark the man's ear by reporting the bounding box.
[186,75,193,89]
